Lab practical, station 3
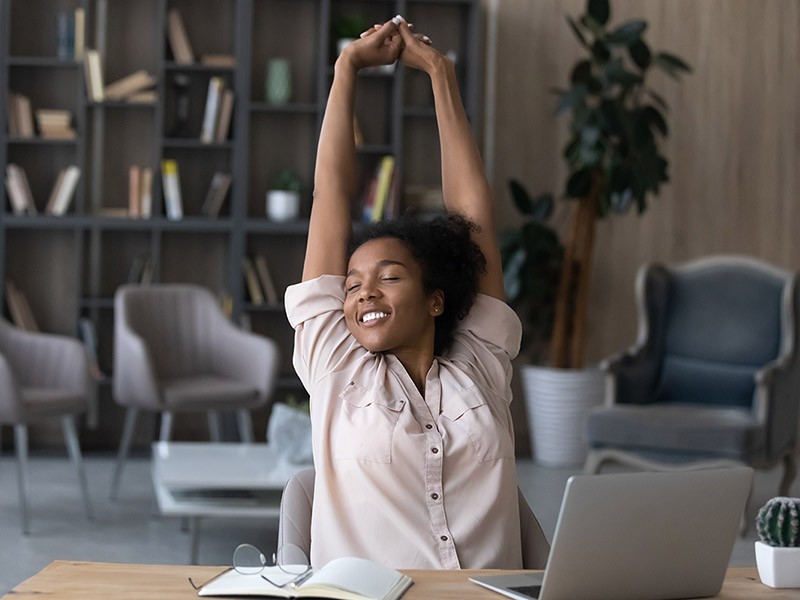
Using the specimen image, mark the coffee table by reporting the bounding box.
[151,441,310,564]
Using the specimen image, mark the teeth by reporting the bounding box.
[361,312,387,323]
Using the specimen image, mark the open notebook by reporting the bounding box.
[196,557,412,600]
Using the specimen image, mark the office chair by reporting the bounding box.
[276,468,550,569]
[110,283,279,499]
[585,256,800,497]
[0,317,93,533]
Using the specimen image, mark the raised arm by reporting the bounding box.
[397,22,505,300]
[302,18,403,281]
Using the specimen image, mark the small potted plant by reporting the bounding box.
[266,169,303,222]
[755,496,800,588]
[331,13,369,59]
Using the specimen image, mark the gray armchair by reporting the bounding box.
[276,468,550,569]
[585,256,800,496]
[110,284,279,499]
[0,317,93,533]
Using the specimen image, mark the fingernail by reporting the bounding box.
[359,31,369,38]
[422,35,431,43]
[391,15,401,25]
[408,23,414,29]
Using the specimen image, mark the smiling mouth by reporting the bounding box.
[360,311,389,324]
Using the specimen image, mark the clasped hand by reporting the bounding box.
[338,15,438,74]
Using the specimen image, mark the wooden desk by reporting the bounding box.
[4,561,800,600]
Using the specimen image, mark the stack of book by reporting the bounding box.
[56,7,85,61]
[361,155,397,222]
[166,8,194,64]
[35,109,76,140]
[6,92,35,138]
[200,76,235,143]
[128,165,154,218]
[242,255,279,305]
[201,172,232,217]
[105,70,157,103]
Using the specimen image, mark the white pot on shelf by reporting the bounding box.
[266,190,300,222]
[521,365,605,468]
[755,541,800,588]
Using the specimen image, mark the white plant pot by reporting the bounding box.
[521,365,605,468]
[266,190,300,222]
[755,541,800,588]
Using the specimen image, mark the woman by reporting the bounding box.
[285,16,523,569]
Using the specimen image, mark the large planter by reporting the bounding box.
[521,365,605,467]
[755,541,800,588]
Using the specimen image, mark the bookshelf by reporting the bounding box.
[0,0,482,449]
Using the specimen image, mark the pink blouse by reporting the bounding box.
[285,275,523,569]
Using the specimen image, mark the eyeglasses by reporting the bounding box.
[188,543,312,591]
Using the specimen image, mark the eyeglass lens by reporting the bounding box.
[233,543,267,575]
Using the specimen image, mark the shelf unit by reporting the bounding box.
[0,0,482,449]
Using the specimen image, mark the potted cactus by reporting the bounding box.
[755,497,800,588]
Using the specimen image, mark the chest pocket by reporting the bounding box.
[441,385,514,462]
[333,382,405,463]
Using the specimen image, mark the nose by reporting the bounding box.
[358,278,381,301]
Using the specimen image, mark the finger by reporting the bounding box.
[396,20,417,45]
[368,16,401,44]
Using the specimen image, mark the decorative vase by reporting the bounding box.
[265,58,291,105]
[755,541,800,588]
[267,403,313,465]
[266,190,300,222]
[521,365,605,467]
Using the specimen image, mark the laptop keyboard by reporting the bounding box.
[507,584,542,599]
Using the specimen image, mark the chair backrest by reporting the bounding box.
[649,257,791,407]
[116,284,226,378]
[276,468,549,569]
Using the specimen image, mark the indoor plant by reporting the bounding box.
[266,169,303,222]
[503,0,690,465]
[755,497,800,588]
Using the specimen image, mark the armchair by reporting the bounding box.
[0,317,93,533]
[110,284,279,499]
[585,256,800,496]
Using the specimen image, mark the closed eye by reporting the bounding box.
[346,283,361,293]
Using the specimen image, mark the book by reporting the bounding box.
[84,49,105,102]
[45,168,67,214]
[5,279,39,331]
[35,109,76,139]
[49,165,80,215]
[241,257,264,305]
[254,254,279,305]
[201,171,232,217]
[128,165,141,217]
[201,53,236,67]
[12,93,35,138]
[215,89,235,142]
[161,159,183,220]
[140,167,154,218]
[126,90,157,104]
[127,254,153,284]
[5,163,36,215]
[73,8,85,60]
[166,8,195,64]
[78,316,103,380]
[196,557,413,600]
[6,93,19,136]
[104,70,157,101]
[370,156,395,222]
[200,76,224,143]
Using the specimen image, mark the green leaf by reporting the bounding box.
[565,16,590,50]
[571,60,593,85]
[587,0,610,26]
[554,84,586,114]
[605,62,643,86]
[656,52,692,73]
[606,20,647,45]
[591,40,611,63]
[565,168,593,198]
[508,179,534,215]
[531,193,555,221]
[643,105,668,136]
[647,89,669,112]
[629,39,652,70]
[502,246,526,303]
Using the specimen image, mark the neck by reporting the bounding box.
[391,346,435,396]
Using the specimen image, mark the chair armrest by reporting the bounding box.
[0,353,24,423]
[753,356,800,458]
[211,322,280,402]
[113,309,160,410]
[600,344,661,406]
[4,326,89,393]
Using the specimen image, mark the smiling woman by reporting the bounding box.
[284,15,530,570]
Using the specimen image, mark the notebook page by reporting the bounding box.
[299,557,411,600]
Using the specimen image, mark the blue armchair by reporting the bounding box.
[585,256,800,496]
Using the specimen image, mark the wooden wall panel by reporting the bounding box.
[490,0,800,363]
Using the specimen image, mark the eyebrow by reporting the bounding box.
[346,259,407,277]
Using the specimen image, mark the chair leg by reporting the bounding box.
[159,411,173,442]
[779,453,797,496]
[110,407,139,501]
[62,415,93,521]
[236,409,254,443]
[207,411,222,442]
[14,424,31,535]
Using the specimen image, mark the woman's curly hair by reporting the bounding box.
[348,213,486,355]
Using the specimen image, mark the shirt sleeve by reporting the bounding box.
[285,275,362,388]
[445,294,522,397]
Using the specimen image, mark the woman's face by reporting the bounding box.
[344,237,443,354]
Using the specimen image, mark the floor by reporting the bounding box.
[0,451,793,594]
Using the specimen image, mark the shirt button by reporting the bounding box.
[431,447,439,454]
[425,424,433,430]
[440,535,448,541]
[431,493,439,500]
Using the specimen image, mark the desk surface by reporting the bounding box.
[4,561,800,600]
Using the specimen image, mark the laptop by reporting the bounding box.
[470,466,753,600]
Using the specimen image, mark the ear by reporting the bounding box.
[429,290,444,316]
